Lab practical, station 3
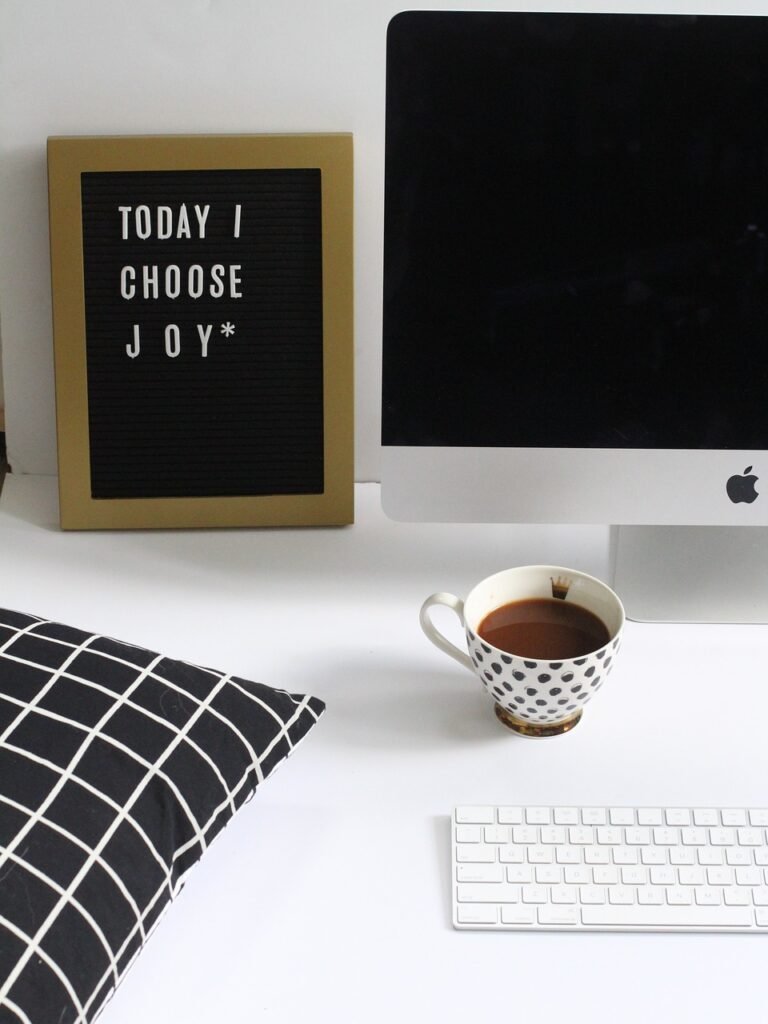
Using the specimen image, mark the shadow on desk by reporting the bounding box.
[309,650,513,752]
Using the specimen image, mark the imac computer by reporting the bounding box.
[381,10,768,623]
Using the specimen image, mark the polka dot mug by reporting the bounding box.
[420,566,625,737]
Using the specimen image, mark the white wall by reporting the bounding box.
[0,0,762,478]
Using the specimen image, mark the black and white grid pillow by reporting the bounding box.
[0,608,325,1024]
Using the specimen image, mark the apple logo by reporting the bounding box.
[726,466,759,504]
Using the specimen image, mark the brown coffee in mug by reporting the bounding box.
[477,597,610,661]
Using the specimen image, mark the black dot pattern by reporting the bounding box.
[464,625,620,727]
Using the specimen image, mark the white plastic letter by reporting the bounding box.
[135,205,151,239]
[142,265,159,299]
[126,325,141,358]
[233,204,242,238]
[157,206,172,239]
[194,204,210,238]
[176,204,191,239]
[165,324,181,358]
[188,265,203,299]
[118,206,132,240]
[197,324,213,357]
[165,265,181,299]
[229,264,242,298]
[209,265,225,298]
[120,266,136,300]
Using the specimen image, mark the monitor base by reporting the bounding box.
[611,526,768,624]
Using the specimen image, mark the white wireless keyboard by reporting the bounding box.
[453,805,768,932]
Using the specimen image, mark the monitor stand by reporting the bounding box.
[611,526,768,623]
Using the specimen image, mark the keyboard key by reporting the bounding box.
[749,810,768,827]
[570,826,595,845]
[621,866,647,886]
[681,827,707,846]
[539,906,579,926]
[737,828,763,847]
[723,887,751,906]
[654,827,679,845]
[551,885,578,904]
[610,808,635,826]
[678,867,705,886]
[613,847,639,865]
[506,865,533,884]
[498,806,524,824]
[521,885,548,904]
[526,807,551,825]
[535,865,561,885]
[597,826,622,845]
[709,827,736,846]
[456,825,482,843]
[726,847,751,866]
[527,845,554,864]
[484,825,511,844]
[498,845,525,864]
[457,904,498,925]
[698,848,723,866]
[650,866,676,886]
[581,906,752,928]
[584,846,611,865]
[707,867,734,886]
[722,810,747,827]
[580,886,607,905]
[582,808,607,825]
[693,809,719,827]
[735,867,761,887]
[666,809,691,826]
[456,845,497,863]
[540,826,567,845]
[641,847,667,865]
[457,883,519,903]
[456,806,495,824]
[638,808,663,826]
[637,886,665,905]
[457,864,504,883]
[669,848,696,866]
[594,866,620,885]
[554,807,579,825]
[565,865,591,885]
[556,846,581,864]
[625,827,651,846]
[695,887,722,906]
[501,906,535,926]
[667,887,693,906]
[609,886,635,905]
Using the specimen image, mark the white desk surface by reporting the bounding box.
[2,475,768,1023]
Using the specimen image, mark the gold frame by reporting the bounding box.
[47,134,353,529]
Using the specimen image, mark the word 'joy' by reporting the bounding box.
[127,323,234,359]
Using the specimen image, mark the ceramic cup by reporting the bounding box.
[420,565,625,737]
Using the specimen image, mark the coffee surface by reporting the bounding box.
[477,598,610,660]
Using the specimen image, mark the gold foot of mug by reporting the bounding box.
[494,703,583,738]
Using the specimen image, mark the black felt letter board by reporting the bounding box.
[80,168,324,499]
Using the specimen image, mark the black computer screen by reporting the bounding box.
[382,12,768,450]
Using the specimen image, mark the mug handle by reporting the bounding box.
[419,592,474,673]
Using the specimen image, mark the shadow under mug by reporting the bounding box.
[420,565,625,738]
